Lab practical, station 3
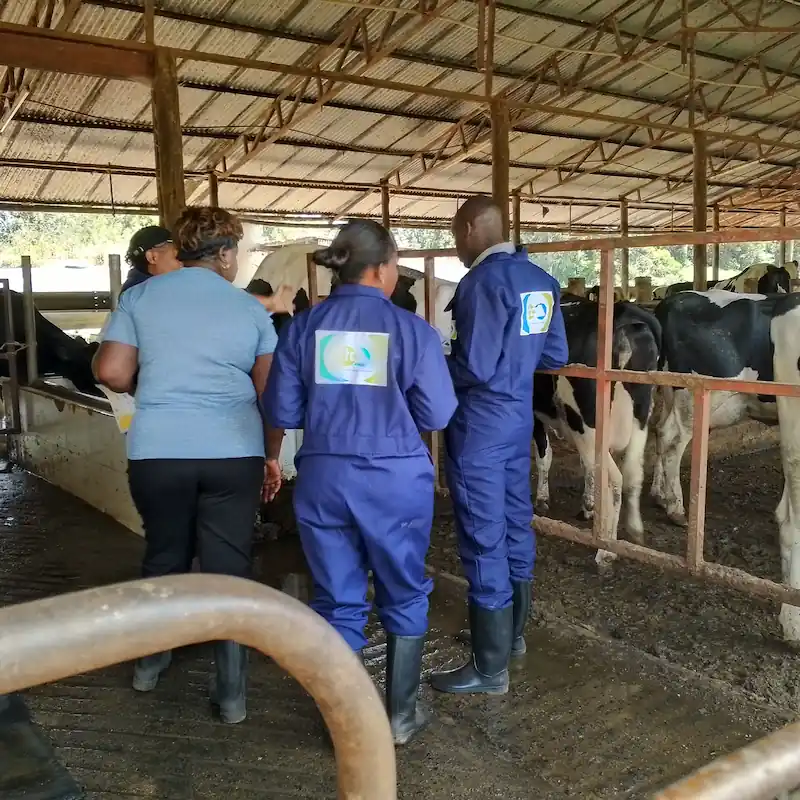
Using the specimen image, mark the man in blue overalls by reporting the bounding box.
[431,196,569,695]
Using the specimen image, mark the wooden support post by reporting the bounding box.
[490,99,510,240]
[593,248,614,548]
[144,0,155,45]
[151,48,185,230]
[208,171,219,207]
[712,203,720,283]
[512,192,521,247]
[634,276,653,303]
[306,252,318,306]
[423,255,442,490]
[692,131,708,290]
[619,197,629,299]
[686,388,711,573]
[380,180,390,230]
[780,207,788,265]
[108,253,122,310]
[21,255,37,385]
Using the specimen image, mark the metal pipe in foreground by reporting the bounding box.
[108,253,122,310]
[0,574,396,800]
[654,720,800,800]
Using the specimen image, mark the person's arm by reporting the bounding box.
[537,285,569,370]
[447,278,507,388]
[251,311,285,462]
[407,332,458,433]
[252,285,294,314]
[262,319,307,432]
[92,297,139,394]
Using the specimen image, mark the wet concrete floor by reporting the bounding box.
[0,469,790,798]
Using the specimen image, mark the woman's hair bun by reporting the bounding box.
[312,246,349,271]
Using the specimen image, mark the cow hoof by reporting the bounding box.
[666,511,688,528]
[594,550,616,572]
[535,500,550,514]
[578,508,594,522]
[625,529,645,546]
[649,492,666,510]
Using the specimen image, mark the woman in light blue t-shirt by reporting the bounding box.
[93,207,284,725]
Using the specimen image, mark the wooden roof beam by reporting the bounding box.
[0,21,152,83]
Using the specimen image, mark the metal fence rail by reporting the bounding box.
[655,720,800,799]
[0,574,397,800]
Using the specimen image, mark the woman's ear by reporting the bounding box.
[219,248,232,270]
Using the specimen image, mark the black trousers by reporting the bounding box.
[128,457,264,580]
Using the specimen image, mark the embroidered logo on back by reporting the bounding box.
[315,330,390,386]
[520,290,554,336]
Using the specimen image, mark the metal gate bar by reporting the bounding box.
[0,573,397,800]
[655,719,800,799]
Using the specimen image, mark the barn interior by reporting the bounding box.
[3,1,800,798]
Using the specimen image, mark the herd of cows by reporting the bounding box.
[3,251,800,643]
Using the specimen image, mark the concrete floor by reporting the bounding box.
[0,469,788,799]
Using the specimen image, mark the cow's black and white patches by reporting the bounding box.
[653,261,799,300]
[533,297,661,566]
[651,290,800,644]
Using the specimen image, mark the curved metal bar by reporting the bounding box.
[655,720,800,800]
[0,574,396,800]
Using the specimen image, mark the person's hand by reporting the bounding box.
[254,285,294,314]
[263,458,282,502]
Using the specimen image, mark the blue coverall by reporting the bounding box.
[445,244,569,610]
[263,284,458,651]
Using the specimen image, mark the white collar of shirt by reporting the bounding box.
[470,242,516,269]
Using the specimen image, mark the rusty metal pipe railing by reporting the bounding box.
[654,720,800,800]
[0,574,396,800]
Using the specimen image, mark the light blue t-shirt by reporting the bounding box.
[102,267,278,460]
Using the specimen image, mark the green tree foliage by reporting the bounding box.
[0,211,156,265]
[0,212,789,285]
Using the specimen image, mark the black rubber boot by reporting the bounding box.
[511,581,532,656]
[132,651,172,692]
[211,641,247,724]
[455,582,532,657]
[430,604,513,695]
[386,635,429,746]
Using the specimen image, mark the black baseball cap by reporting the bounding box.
[127,226,173,261]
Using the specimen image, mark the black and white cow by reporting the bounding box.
[533,295,661,565]
[0,290,100,396]
[650,289,800,644]
[653,261,798,299]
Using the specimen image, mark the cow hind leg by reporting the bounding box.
[621,421,648,545]
[649,387,671,509]
[595,452,624,571]
[533,419,552,514]
[776,471,800,648]
[658,389,693,527]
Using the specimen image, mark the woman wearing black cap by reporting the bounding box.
[120,225,182,296]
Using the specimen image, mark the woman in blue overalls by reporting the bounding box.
[264,220,457,746]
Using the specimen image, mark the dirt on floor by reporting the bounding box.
[2,418,800,798]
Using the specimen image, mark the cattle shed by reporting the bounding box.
[6,2,800,799]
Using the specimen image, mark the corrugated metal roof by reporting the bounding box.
[2,0,800,231]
